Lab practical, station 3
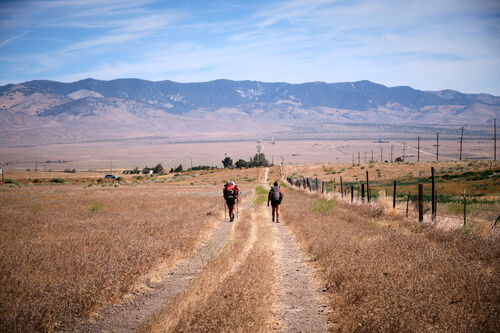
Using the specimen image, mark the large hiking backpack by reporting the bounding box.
[270,185,281,201]
[224,184,236,200]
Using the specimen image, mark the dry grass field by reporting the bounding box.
[1,161,498,332]
[287,160,500,228]
[281,187,500,332]
[0,181,227,331]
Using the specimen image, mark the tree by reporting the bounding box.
[132,167,140,174]
[248,153,269,167]
[153,163,164,174]
[222,156,233,168]
[174,164,183,172]
[235,159,248,168]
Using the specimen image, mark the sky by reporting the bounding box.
[0,0,499,94]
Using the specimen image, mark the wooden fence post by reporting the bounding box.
[418,184,424,223]
[340,176,343,198]
[351,185,354,202]
[361,183,365,202]
[431,167,436,221]
[393,181,397,208]
[366,171,370,203]
[463,189,467,227]
[406,194,409,217]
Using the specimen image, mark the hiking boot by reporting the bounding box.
[272,216,275,222]
[276,217,280,223]
[230,214,234,222]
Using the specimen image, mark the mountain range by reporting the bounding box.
[1,78,499,146]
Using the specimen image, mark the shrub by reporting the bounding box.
[50,178,64,184]
[5,179,17,184]
[89,202,104,212]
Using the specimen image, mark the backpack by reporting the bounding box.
[270,185,281,201]
[224,184,237,200]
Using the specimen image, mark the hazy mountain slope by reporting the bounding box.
[0,78,498,146]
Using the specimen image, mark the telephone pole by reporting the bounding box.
[402,142,406,161]
[380,147,383,163]
[417,136,420,162]
[495,118,497,162]
[436,132,439,162]
[459,126,464,161]
[390,144,393,163]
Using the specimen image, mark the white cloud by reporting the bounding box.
[0,30,28,48]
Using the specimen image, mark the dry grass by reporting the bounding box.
[0,183,221,332]
[282,188,500,332]
[287,160,498,183]
[142,188,275,332]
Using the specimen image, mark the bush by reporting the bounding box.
[5,178,17,184]
[116,176,124,181]
[89,202,104,212]
[50,178,64,184]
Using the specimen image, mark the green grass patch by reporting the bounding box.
[312,198,337,215]
[90,201,104,212]
[255,186,268,195]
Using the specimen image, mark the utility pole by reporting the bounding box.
[380,147,383,163]
[35,157,38,172]
[191,157,193,169]
[364,151,366,163]
[495,118,497,162]
[391,144,393,163]
[358,151,360,164]
[459,126,464,161]
[403,142,406,161]
[417,136,420,162]
[436,132,439,162]
[371,150,374,162]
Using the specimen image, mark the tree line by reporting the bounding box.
[222,153,271,168]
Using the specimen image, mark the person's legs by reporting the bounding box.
[271,205,276,222]
[276,204,280,222]
[227,203,235,221]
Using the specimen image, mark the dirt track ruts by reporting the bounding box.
[70,210,234,333]
[266,168,331,332]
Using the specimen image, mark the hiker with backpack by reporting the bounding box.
[268,181,283,223]
[223,181,239,222]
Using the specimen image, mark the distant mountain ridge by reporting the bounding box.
[0,78,498,146]
[3,78,499,114]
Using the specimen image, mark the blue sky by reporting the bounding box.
[0,0,499,94]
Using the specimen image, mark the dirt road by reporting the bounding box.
[73,169,331,332]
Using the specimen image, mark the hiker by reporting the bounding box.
[223,180,239,222]
[268,181,283,223]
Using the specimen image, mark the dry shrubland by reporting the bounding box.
[282,188,500,332]
[143,190,275,332]
[0,183,221,332]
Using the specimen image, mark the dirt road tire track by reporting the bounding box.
[70,212,235,333]
[266,168,331,332]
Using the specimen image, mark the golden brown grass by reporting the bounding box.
[0,183,221,332]
[142,188,275,332]
[282,188,500,332]
[287,160,497,183]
